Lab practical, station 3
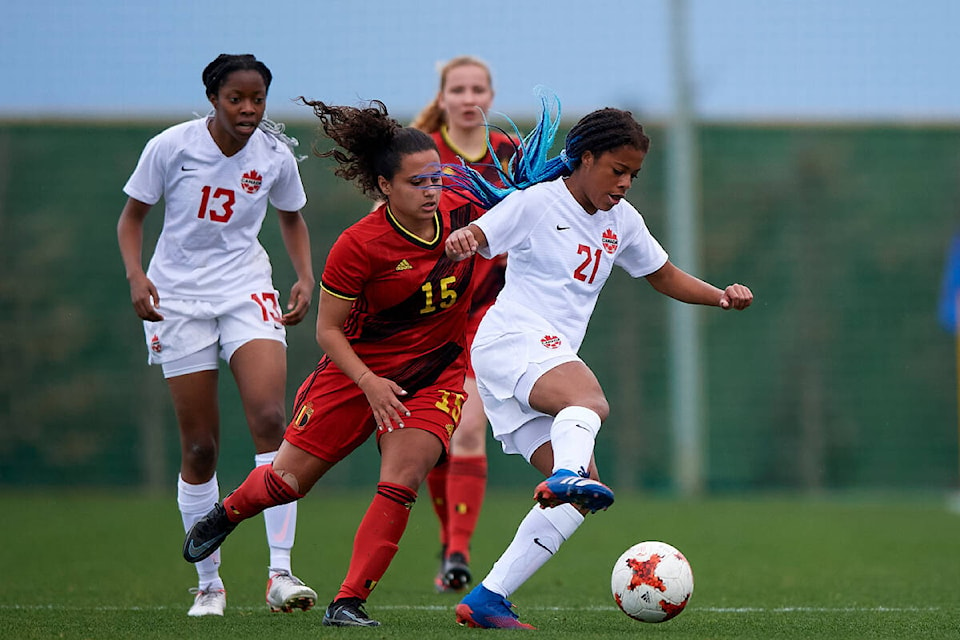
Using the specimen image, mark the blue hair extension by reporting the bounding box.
[442,87,572,209]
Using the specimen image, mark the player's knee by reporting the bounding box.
[452,420,486,453]
[183,441,218,473]
[579,397,609,423]
[273,467,302,495]
[247,403,286,440]
[594,399,610,423]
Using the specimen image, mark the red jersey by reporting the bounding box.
[317,198,479,394]
[432,128,515,318]
[432,128,516,189]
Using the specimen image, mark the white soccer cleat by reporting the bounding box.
[187,587,226,617]
[266,569,317,613]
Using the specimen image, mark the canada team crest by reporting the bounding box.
[541,335,562,349]
[240,169,263,194]
[150,334,162,353]
[602,229,619,254]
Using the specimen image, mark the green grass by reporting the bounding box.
[1,489,959,639]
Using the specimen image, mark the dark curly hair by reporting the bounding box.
[300,99,437,198]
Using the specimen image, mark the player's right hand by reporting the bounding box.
[129,273,163,321]
[358,373,410,432]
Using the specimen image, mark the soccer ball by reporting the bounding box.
[610,540,694,623]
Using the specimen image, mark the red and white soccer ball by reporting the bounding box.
[611,540,694,623]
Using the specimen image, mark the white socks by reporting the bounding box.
[482,503,584,597]
[177,473,223,589]
[255,451,297,574]
[178,452,297,587]
[550,406,601,475]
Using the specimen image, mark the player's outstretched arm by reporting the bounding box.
[645,260,753,310]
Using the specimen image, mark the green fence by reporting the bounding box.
[1,120,957,493]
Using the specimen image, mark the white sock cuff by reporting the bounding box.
[255,450,278,467]
[538,502,584,539]
[177,474,219,512]
[554,406,601,438]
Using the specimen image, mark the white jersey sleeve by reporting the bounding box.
[264,137,307,212]
[123,126,179,206]
[613,199,669,278]
[474,187,555,259]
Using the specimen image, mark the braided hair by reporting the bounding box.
[301,99,438,199]
[444,89,650,209]
[201,53,272,98]
[199,54,303,156]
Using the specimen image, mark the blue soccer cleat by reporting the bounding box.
[533,469,614,513]
[455,584,535,630]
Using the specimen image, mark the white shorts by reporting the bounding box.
[493,414,554,462]
[143,291,287,369]
[471,303,581,450]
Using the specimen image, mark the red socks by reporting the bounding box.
[426,461,451,548]
[336,483,417,601]
[445,455,487,561]
[222,464,303,523]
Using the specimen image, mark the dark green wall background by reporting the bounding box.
[1,120,957,493]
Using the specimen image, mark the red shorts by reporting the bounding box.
[284,366,466,464]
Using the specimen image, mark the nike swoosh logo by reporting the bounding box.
[556,225,570,231]
[181,165,197,172]
[270,504,293,542]
[186,534,226,559]
[533,537,554,555]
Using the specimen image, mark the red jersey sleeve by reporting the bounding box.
[320,215,377,300]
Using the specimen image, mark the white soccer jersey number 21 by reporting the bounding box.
[574,244,603,284]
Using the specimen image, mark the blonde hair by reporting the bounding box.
[410,55,493,133]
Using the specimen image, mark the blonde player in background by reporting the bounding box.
[117,53,317,617]
[443,92,753,629]
[410,55,516,594]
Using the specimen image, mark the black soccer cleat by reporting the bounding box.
[322,597,381,627]
[182,503,237,563]
[441,551,472,592]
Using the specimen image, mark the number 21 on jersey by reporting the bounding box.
[574,244,603,284]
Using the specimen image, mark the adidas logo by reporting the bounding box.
[395,259,413,271]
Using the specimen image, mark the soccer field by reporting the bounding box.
[1,490,958,639]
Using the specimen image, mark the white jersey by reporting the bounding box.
[474,177,668,353]
[123,117,307,300]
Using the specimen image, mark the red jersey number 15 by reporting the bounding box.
[420,276,458,314]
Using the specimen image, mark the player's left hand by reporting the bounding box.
[719,283,753,310]
[445,228,478,261]
[282,277,315,325]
